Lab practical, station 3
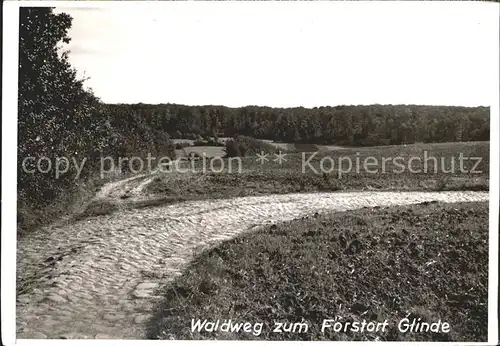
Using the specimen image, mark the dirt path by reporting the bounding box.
[16,174,488,339]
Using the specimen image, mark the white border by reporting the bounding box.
[488,0,500,342]
[2,1,499,346]
[2,1,20,346]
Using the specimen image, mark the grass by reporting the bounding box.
[171,139,195,145]
[51,141,490,224]
[181,146,227,159]
[262,140,323,152]
[73,142,489,220]
[17,169,151,236]
[147,201,488,341]
[17,175,110,238]
[172,137,233,146]
[145,141,489,202]
[75,200,119,219]
[145,168,341,203]
[261,140,296,151]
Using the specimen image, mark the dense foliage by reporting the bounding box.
[225,135,278,157]
[107,103,489,146]
[18,8,101,200]
[17,8,174,232]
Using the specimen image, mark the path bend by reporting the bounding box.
[16,188,488,339]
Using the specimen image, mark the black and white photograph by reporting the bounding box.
[2,0,499,344]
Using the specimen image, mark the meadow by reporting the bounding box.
[261,139,345,152]
[144,141,489,204]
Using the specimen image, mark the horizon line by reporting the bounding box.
[103,102,490,110]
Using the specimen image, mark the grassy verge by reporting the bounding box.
[17,177,106,238]
[17,170,143,238]
[148,202,488,341]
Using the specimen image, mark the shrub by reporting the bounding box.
[224,135,279,157]
[225,140,242,157]
[174,142,191,150]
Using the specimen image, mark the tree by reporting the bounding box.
[225,140,241,157]
[18,8,110,232]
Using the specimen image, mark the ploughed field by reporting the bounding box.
[149,202,488,341]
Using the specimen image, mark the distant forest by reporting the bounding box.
[106,103,490,146]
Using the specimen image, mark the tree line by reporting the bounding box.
[106,103,489,146]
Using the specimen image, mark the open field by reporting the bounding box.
[318,144,347,151]
[216,137,233,144]
[149,201,488,341]
[261,140,295,151]
[172,137,232,147]
[180,146,227,159]
[171,139,195,146]
[262,140,338,152]
[144,141,489,208]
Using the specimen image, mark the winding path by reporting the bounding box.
[16,175,488,339]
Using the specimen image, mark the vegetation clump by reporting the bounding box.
[225,135,279,157]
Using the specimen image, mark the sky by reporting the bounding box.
[54,1,499,108]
